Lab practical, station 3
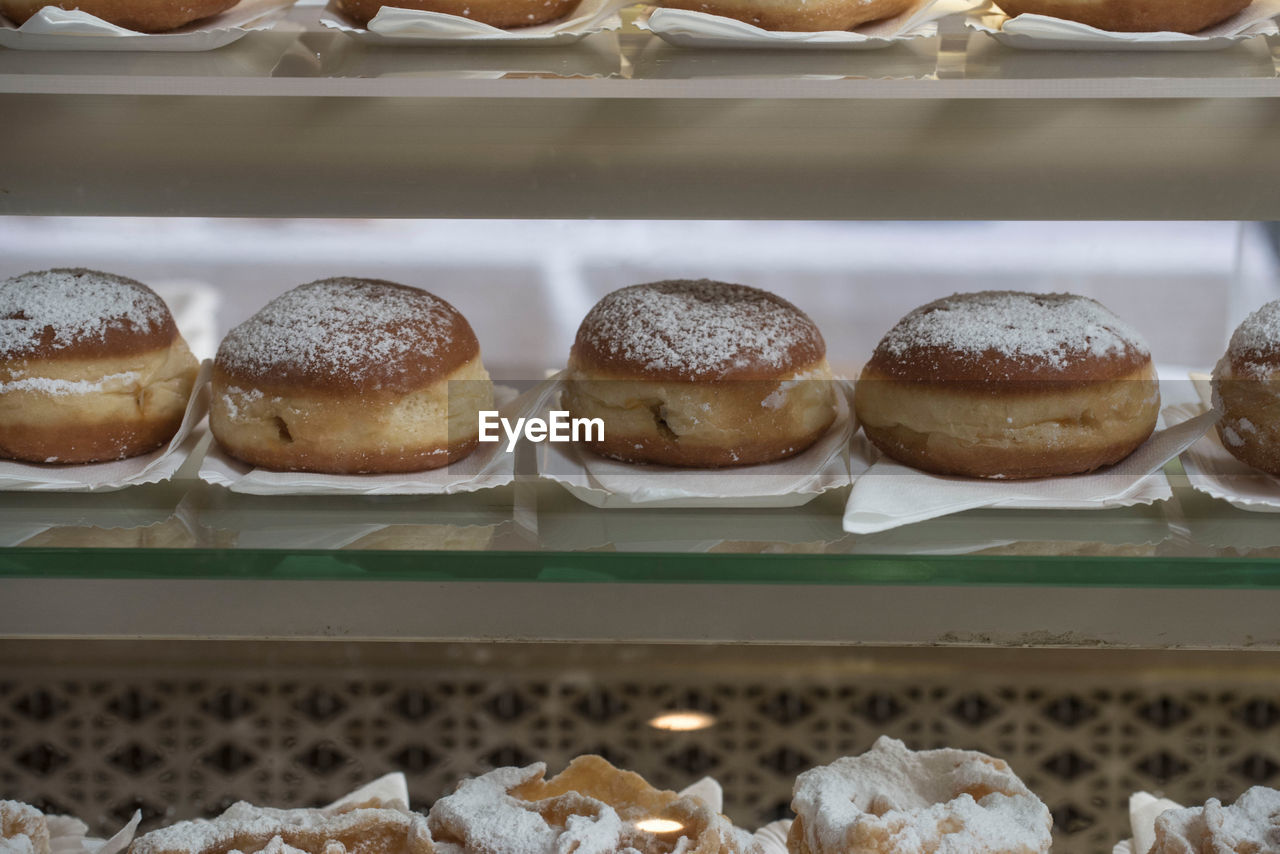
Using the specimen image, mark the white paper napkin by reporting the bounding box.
[0,361,210,493]
[44,809,140,854]
[1114,792,1183,854]
[842,408,1217,535]
[750,820,791,854]
[327,772,411,809]
[536,378,855,509]
[0,0,295,50]
[1167,401,1280,513]
[637,0,980,49]
[197,384,521,495]
[319,0,624,44]
[967,0,1280,50]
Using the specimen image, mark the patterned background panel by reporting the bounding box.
[2,643,1279,854]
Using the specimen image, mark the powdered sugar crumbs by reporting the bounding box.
[578,280,822,380]
[0,268,168,358]
[217,279,459,386]
[881,291,1148,370]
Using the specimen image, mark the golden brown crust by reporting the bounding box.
[0,412,186,465]
[855,362,1159,479]
[562,359,837,468]
[1213,362,1280,477]
[0,268,179,362]
[210,356,492,475]
[656,0,912,31]
[215,279,482,396]
[570,280,827,383]
[0,0,240,31]
[994,0,1251,32]
[334,0,580,27]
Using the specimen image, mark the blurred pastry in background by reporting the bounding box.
[993,0,1251,33]
[335,0,580,28]
[0,0,240,32]
[654,0,912,32]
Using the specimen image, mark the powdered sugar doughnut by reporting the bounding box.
[654,0,912,32]
[0,268,199,465]
[428,755,757,854]
[211,278,492,474]
[1149,787,1280,853]
[128,799,434,854]
[789,736,1052,854]
[562,279,836,467]
[334,0,580,28]
[853,290,1159,479]
[1213,300,1280,476]
[0,0,240,32]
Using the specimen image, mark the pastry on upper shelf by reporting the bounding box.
[854,290,1159,479]
[1144,787,1280,854]
[993,0,1251,33]
[428,754,758,853]
[0,0,240,32]
[128,798,435,854]
[789,736,1053,854]
[335,0,580,28]
[1213,299,1280,476]
[211,278,493,474]
[653,0,912,32]
[0,268,200,465]
[562,278,837,468]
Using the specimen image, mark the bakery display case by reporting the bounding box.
[3,8,1280,853]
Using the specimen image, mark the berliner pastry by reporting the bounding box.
[563,279,837,468]
[654,0,912,32]
[854,290,1159,479]
[211,278,493,474]
[993,0,1250,33]
[1213,299,1280,476]
[335,0,580,28]
[0,268,200,465]
[1148,787,1280,853]
[789,736,1053,854]
[128,799,435,854]
[0,0,240,32]
[429,755,757,853]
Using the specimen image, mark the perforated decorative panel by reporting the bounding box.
[3,643,1279,854]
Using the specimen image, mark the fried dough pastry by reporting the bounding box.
[428,755,757,854]
[128,800,435,854]
[1,801,50,854]
[1150,786,1280,854]
[789,736,1052,854]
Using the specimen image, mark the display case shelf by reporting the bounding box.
[2,16,1279,218]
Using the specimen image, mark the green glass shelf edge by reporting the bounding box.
[3,548,1280,588]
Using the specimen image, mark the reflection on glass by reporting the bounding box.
[647,711,716,732]
[634,818,684,833]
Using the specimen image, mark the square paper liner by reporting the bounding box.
[47,809,139,854]
[842,382,1217,535]
[536,376,855,509]
[636,0,982,49]
[319,0,625,45]
[1113,792,1184,854]
[967,0,1280,51]
[0,360,211,493]
[0,0,297,51]
[197,384,522,496]
[1167,400,1280,513]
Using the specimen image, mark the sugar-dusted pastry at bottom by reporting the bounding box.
[1,800,51,854]
[1149,787,1280,854]
[428,755,758,853]
[789,736,1052,854]
[128,800,435,854]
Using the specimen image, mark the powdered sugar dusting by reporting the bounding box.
[1152,787,1280,853]
[576,280,823,380]
[0,269,169,358]
[791,736,1052,854]
[1226,299,1280,379]
[216,279,461,387]
[880,291,1148,371]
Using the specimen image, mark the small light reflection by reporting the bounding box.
[647,711,716,732]
[635,818,684,834]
